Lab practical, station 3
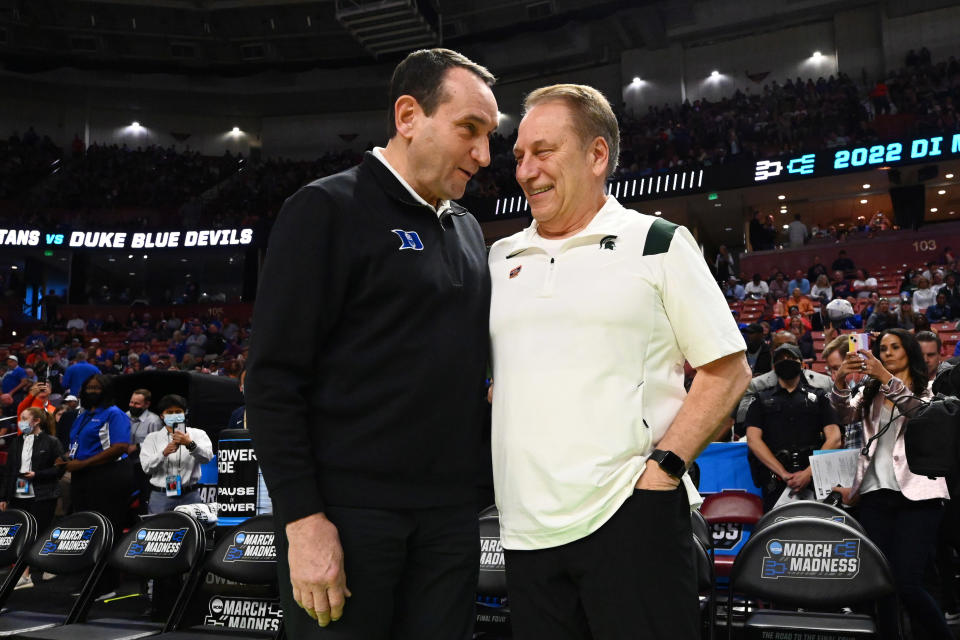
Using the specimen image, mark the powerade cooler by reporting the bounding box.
[216,428,272,526]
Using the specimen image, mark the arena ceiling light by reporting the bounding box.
[947,173,956,179]
[632,76,641,84]
[931,207,938,212]
[812,51,823,59]
[232,126,241,133]
[777,194,785,200]
[710,70,720,78]
[862,183,871,189]
[860,199,868,204]
[939,189,947,195]
[131,121,141,129]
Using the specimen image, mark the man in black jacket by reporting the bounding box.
[245,48,498,639]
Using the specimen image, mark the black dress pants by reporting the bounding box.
[504,486,699,640]
[275,502,479,639]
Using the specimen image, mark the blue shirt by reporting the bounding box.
[70,405,131,460]
[1,366,26,394]
[787,278,811,296]
[62,362,101,396]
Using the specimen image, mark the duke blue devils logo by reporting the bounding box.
[392,229,424,251]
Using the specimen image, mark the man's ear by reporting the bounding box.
[393,95,422,140]
[588,136,610,178]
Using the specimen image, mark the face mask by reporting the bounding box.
[128,407,145,418]
[18,420,33,435]
[81,391,102,407]
[163,413,186,427]
[774,359,802,380]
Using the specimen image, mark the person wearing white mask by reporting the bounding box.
[0,406,65,588]
[138,395,212,514]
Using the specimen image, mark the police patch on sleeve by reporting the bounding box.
[223,531,276,562]
[762,538,860,579]
[40,527,97,555]
[0,524,21,551]
[124,527,188,558]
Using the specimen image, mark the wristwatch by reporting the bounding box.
[648,449,686,480]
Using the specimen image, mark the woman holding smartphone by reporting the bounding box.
[832,328,950,640]
[138,395,213,514]
[0,406,64,587]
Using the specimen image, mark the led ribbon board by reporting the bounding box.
[752,133,960,184]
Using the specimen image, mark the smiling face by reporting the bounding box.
[513,100,609,234]
[879,333,908,376]
[403,67,498,205]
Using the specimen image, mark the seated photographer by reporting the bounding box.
[745,343,841,512]
[831,328,951,640]
[139,394,212,514]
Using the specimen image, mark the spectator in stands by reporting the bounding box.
[897,299,918,331]
[926,292,953,323]
[787,270,810,296]
[749,210,773,251]
[65,314,85,332]
[768,272,789,301]
[744,273,769,300]
[865,297,898,333]
[941,273,960,314]
[204,324,227,359]
[851,269,878,299]
[830,270,852,299]
[1,356,30,418]
[789,288,814,317]
[810,273,832,301]
[61,354,100,399]
[715,245,735,283]
[723,276,745,301]
[745,343,841,512]
[139,394,213,514]
[912,276,937,313]
[185,323,207,359]
[0,406,64,587]
[788,317,814,361]
[915,331,942,381]
[831,250,854,274]
[16,381,55,417]
[807,256,828,284]
[832,328,951,640]
[900,269,919,296]
[744,323,772,377]
[787,214,808,248]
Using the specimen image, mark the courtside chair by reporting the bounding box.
[15,510,205,640]
[728,517,895,640]
[155,514,284,640]
[1,511,112,637]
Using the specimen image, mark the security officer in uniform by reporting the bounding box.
[745,343,842,512]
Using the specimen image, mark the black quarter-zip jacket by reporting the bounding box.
[245,152,491,526]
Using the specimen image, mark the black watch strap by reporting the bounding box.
[649,449,686,479]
